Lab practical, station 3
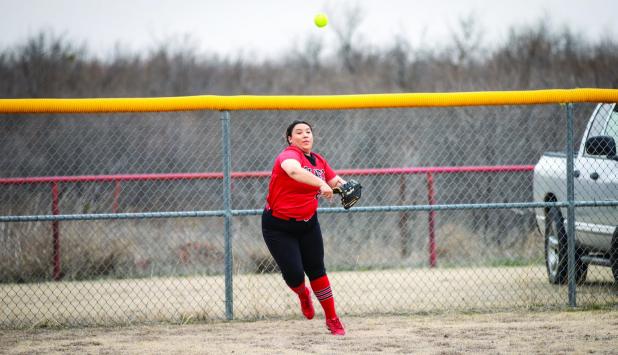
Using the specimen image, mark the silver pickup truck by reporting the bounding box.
[533,103,618,284]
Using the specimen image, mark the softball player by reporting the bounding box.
[262,120,346,336]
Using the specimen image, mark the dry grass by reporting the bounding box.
[2,265,616,329]
[0,217,543,283]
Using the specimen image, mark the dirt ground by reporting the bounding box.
[2,309,617,354]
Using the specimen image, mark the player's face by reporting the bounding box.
[288,123,313,153]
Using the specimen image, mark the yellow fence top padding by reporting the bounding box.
[1,88,617,114]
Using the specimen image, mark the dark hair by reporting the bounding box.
[285,120,312,145]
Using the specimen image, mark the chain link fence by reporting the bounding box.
[1,102,616,328]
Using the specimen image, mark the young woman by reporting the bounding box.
[262,120,346,336]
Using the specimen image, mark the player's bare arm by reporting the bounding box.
[327,175,346,189]
[280,159,333,198]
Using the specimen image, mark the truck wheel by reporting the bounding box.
[609,228,618,283]
[544,207,588,284]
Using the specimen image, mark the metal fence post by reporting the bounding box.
[398,174,409,258]
[426,172,437,268]
[221,110,234,319]
[566,103,577,307]
[112,180,121,213]
[52,182,61,281]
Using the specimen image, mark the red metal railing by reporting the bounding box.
[0,165,534,280]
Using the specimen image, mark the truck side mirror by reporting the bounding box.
[585,135,616,157]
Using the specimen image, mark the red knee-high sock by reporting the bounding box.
[290,282,307,296]
[291,281,315,319]
[310,275,337,319]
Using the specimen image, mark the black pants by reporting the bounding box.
[261,210,326,287]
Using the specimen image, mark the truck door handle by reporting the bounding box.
[590,172,599,180]
[574,170,580,178]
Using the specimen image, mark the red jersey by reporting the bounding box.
[265,145,336,221]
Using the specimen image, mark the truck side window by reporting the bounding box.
[604,110,618,142]
[587,103,613,139]
[583,104,614,157]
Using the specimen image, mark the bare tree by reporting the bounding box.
[286,34,324,88]
[387,35,413,90]
[449,14,485,66]
[328,1,365,74]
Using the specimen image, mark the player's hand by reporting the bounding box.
[319,184,333,200]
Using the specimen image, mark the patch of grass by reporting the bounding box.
[564,303,618,312]
[487,258,539,267]
[30,317,62,330]
[178,314,195,325]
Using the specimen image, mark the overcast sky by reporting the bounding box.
[1,0,617,60]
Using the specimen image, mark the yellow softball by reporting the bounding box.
[314,13,328,28]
